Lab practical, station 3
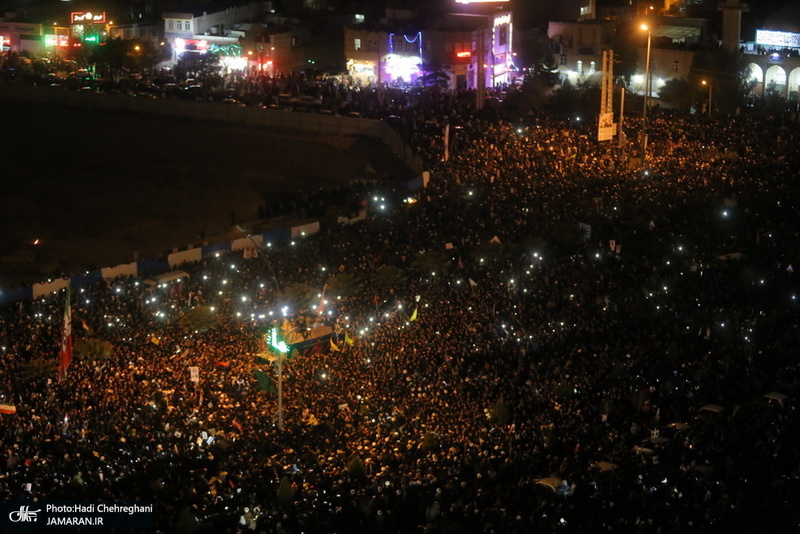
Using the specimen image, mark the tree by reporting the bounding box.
[276,477,296,506]
[418,61,450,89]
[23,358,57,381]
[689,49,750,114]
[421,431,440,452]
[489,399,511,425]
[176,51,220,80]
[551,222,585,251]
[503,70,556,113]
[473,240,510,266]
[281,282,316,310]
[658,78,694,112]
[347,455,367,480]
[177,306,221,334]
[412,250,450,278]
[612,35,639,85]
[548,83,582,117]
[371,266,408,291]
[326,273,364,299]
[513,30,556,75]
[175,507,199,534]
[74,338,114,363]
[88,38,128,80]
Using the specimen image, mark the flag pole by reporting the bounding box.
[58,284,73,381]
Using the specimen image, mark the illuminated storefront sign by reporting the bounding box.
[456,51,471,58]
[384,54,422,80]
[494,13,511,27]
[174,38,209,53]
[71,12,107,24]
[756,29,800,48]
[220,56,247,70]
[44,34,70,48]
[455,0,509,3]
[0,22,40,33]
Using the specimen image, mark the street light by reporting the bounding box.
[640,23,652,166]
[701,79,712,115]
[238,225,288,430]
[265,326,290,430]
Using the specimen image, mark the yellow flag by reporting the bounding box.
[330,339,341,352]
[409,307,418,322]
[344,333,354,346]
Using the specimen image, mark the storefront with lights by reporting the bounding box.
[0,21,46,57]
[69,11,108,46]
[488,12,515,86]
[171,36,245,72]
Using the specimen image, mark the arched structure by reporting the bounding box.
[764,64,787,96]
[747,63,763,94]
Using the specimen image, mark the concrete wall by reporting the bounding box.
[0,84,424,174]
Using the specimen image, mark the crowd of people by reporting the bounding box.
[2,87,800,533]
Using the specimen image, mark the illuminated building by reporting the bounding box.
[548,17,700,97]
[0,21,48,57]
[738,2,800,100]
[344,8,517,90]
[547,20,616,87]
[164,11,244,69]
[70,11,107,45]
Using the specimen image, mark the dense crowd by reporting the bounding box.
[2,93,800,533]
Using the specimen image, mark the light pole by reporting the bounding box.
[641,23,652,166]
[701,79,712,115]
[265,326,290,430]
[238,224,290,430]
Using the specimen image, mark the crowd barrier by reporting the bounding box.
[0,171,430,307]
[0,223,310,307]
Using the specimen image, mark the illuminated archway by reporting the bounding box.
[746,63,763,94]
[788,67,800,101]
[765,64,787,97]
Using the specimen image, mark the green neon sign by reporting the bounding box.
[268,327,289,353]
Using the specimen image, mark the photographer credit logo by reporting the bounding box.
[9,505,41,523]
[3,500,154,530]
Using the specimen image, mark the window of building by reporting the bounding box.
[498,25,508,47]
[589,60,596,75]
[354,14,364,24]
[168,20,174,30]
[354,38,361,51]
[560,54,568,65]
[577,60,583,74]
[671,60,679,72]
[581,6,590,16]
[368,40,378,52]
